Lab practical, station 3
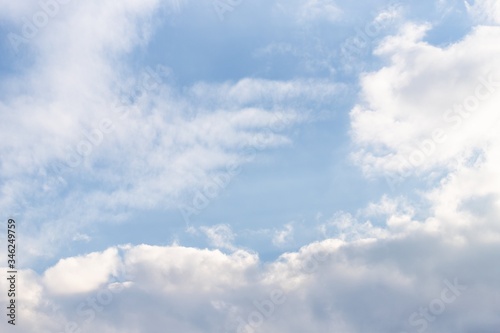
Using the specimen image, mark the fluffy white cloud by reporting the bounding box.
[43,248,120,295]
[351,23,500,180]
[1,222,499,333]
[350,19,500,247]
[465,0,500,25]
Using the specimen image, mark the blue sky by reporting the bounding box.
[1,0,500,332]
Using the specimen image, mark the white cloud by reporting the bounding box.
[340,21,500,330]
[351,23,500,179]
[199,224,237,250]
[350,21,500,249]
[1,221,499,333]
[373,2,403,24]
[318,211,390,241]
[121,245,259,297]
[465,0,500,25]
[43,248,120,295]
[72,233,91,242]
[272,223,294,247]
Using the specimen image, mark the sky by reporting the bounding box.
[1,0,500,332]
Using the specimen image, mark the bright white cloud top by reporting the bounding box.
[0,0,499,332]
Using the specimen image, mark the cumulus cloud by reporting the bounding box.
[351,23,500,181]
[1,222,499,333]
[43,248,120,295]
[349,19,500,246]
